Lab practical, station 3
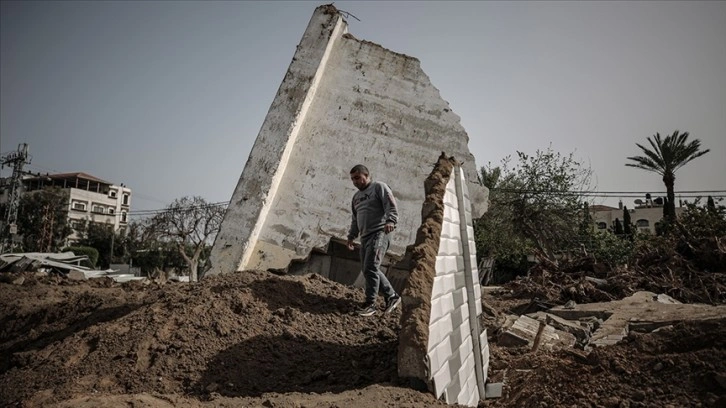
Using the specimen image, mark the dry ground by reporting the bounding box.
[1,269,724,407]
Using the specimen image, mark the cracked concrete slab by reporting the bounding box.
[208,5,487,275]
[548,291,726,348]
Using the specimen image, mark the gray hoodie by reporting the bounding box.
[347,180,398,241]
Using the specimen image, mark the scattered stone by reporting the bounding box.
[585,276,608,288]
[602,396,620,408]
[67,270,88,281]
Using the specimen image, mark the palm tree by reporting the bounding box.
[626,130,710,222]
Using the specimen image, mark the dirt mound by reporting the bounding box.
[503,254,726,306]
[0,271,452,407]
[2,269,724,407]
[484,318,726,407]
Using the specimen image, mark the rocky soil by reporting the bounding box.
[1,268,724,407]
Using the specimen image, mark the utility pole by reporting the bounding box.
[1,143,32,252]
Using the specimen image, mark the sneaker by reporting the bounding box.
[357,303,376,317]
[384,295,401,314]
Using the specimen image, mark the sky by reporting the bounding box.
[1,1,725,215]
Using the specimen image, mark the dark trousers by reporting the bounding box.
[360,230,396,304]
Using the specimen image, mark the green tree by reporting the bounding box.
[79,222,116,268]
[145,196,225,282]
[16,187,73,252]
[479,164,501,189]
[707,196,717,213]
[62,246,99,267]
[676,198,726,270]
[623,206,633,239]
[626,131,710,223]
[580,202,593,235]
[614,218,624,236]
[475,147,593,279]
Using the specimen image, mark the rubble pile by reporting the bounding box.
[504,249,726,306]
[484,318,726,407]
[0,252,724,407]
[0,270,453,407]
[478,237,726,407]
[0,252,145,283]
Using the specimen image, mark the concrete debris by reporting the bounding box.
[67,270,88,281]
[498,315,575,350]
[496,291,726,351]
[498,315,535,348]
[546,291,726,349]
[584,276,608,288]
[484,382,503,398]
[0,252,145,283]
[529,312,591,346]
[208,4,488,276]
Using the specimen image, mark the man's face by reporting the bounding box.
[350,171,370,191]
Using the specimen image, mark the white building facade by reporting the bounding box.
[591,199,684,235]
[19,172,131,244]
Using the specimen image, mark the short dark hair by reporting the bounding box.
[350,164,369,175]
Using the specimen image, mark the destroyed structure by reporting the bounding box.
[209,5,488,276]
[398,155,491,406]
[0,252,144,283]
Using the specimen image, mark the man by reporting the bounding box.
[347,164,402,317]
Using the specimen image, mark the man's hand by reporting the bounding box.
[384,222,395,234]
[347,239,355,250]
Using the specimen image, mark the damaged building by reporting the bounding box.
[208,5,488,278]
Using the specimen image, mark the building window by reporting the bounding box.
[109,190,117,198]
[122,194,130,206]
[121,211,128,223]
[636,219,649,228]
[92,205,105,214]
[108,208,115,215]
[72,202,87,211]
[597,222,607,229]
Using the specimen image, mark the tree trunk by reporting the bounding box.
[190,263,198,282]
[663,172,676,222]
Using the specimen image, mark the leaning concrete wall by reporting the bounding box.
[398,155,489,406]
[208,5,488,275]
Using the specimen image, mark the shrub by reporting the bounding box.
[589,230,635,267]
[62,246,99,268]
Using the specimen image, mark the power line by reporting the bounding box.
[490,188,726,194]
[126,190,725,218]
[126,201,229,217]
[490,188,726,197]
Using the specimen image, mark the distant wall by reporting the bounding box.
[208,5,488,275]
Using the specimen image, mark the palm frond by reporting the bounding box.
[626,130,709,176]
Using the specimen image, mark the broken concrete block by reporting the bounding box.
[530,312,591,344]
[539,324,577,350]
[67,270,88,281]
[549,291,726,349]
[498,330,530,348]
[484,382,503,398]
[656,294,681,304]
[498,315,540,348]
